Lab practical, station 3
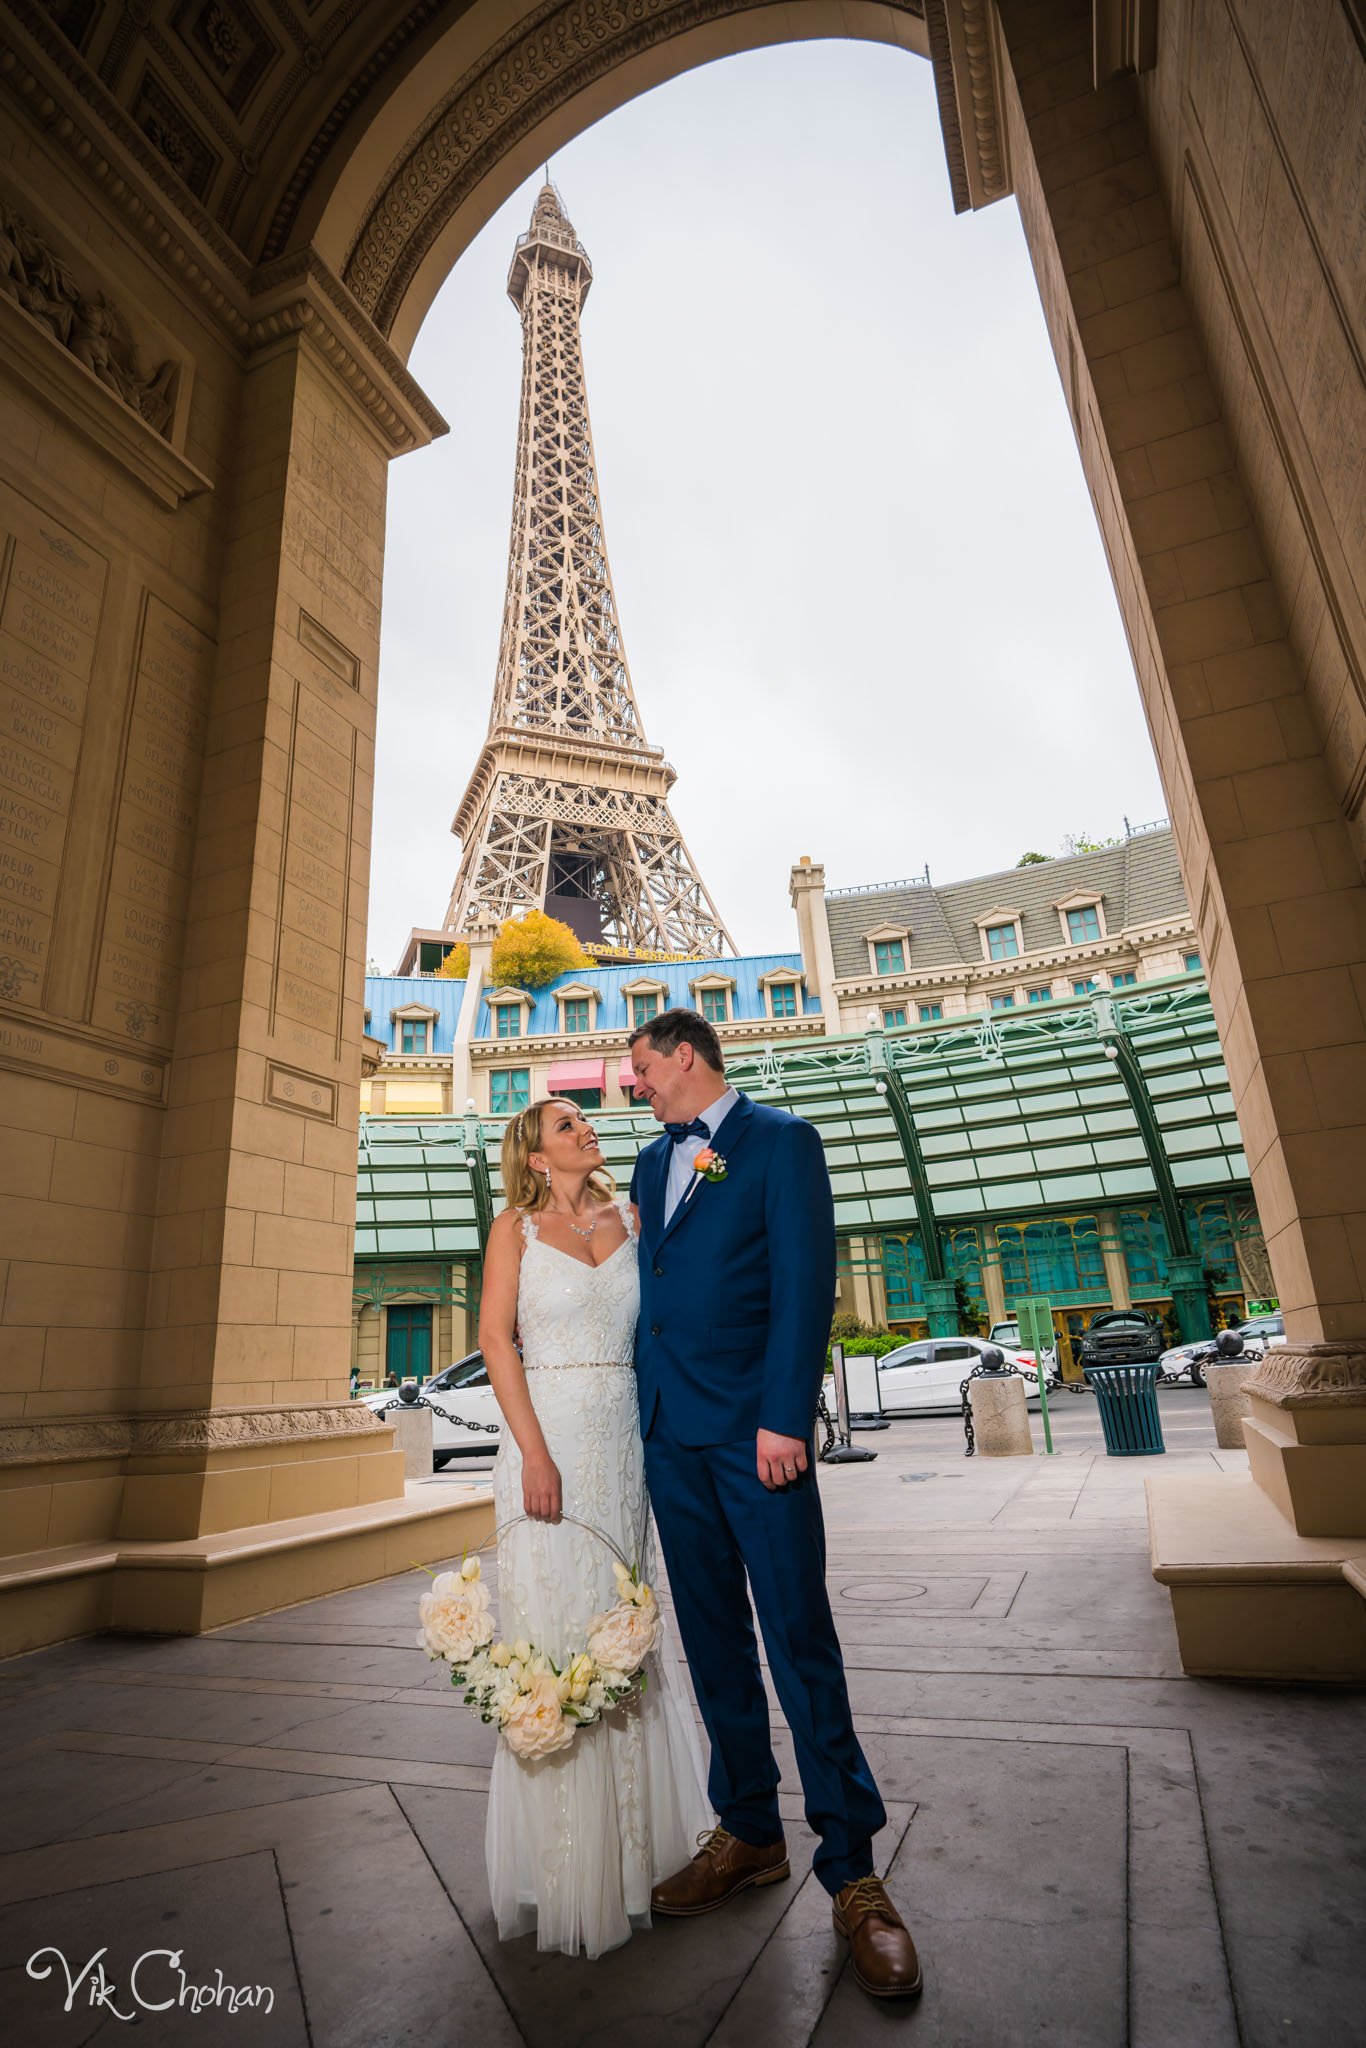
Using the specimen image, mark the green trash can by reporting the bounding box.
[1083,1361,1165,1456]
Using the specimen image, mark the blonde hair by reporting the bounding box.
[500,1097,617,1213]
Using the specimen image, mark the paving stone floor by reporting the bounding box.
[2,1389,1364,2048]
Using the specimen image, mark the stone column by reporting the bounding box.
[839,1237,880,1327]
[981,1224,1008,1328]
[451,919,496,1108]
[789,858,837,1035]
[116,291,444,1550]
[995,0,1366,1346]
[1097,1208,1132,1311]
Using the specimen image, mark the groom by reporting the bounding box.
[628,1009,922,2000]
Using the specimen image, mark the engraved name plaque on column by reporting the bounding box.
[271,678,357,1054]
[92,596,213,1046]
[0,492,108,1009]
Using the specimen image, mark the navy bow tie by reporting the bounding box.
[665,1118,710,1145]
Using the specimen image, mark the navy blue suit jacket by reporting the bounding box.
[629,1092,836,1447]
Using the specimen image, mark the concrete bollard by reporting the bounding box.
[968,1374,1034,1456]
[390,1403,434,1478]
[1204,1361,1253,1450]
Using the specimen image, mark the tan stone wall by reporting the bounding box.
[0,127,229,1443]
[1139,1,1365,865]
[997,0,1366,1342]
[0,93,435,1556]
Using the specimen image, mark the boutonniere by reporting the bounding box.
[692,1147,728,1184]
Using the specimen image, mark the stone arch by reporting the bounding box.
[1,0,1363,1653]
[310,1,938,357]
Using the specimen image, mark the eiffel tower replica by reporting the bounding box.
[442,184,735,957]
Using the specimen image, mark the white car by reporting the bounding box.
[840,1335,1045,1416]
[1159,1314,1284,1386]
[362,1350,502,1465]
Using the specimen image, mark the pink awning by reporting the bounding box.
[547,1058,607,1094]
[618,1055,639,1096]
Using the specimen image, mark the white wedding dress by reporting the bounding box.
[485,1199,711,1958]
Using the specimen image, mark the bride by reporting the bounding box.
[477,1097,711,1958]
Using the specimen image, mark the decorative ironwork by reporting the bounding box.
[443,185,733,957]
[352,1265,479,1311]
[371,1393,499,1435]
[827,867,932,898]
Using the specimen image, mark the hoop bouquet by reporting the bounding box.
[417,1515,661,1759]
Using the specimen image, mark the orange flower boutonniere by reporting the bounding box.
[692,1147,728,1184]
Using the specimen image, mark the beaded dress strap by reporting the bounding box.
[520,1209,539,1244]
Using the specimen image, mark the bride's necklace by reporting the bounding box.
[554,1205,599,1243]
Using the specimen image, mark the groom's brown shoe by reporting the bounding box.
[651,1827,790,1915]
[833,1876,924,1999]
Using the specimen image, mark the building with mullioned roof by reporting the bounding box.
[354,825,1274,1392]
[363,824,1201,1118]
[804,821,1199,1034]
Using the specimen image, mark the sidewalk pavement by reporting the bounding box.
[2,1389,1363,2048]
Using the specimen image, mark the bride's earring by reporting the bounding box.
[543,1166,552,1191]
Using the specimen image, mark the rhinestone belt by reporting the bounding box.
[523,1360,635,1373]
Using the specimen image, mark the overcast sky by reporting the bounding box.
[369,40,1167,969]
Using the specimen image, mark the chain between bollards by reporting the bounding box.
[370,1393,500,1436]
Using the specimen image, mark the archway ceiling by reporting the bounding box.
[10,0,1008,361]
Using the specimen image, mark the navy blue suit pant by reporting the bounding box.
[643,1408,885,1895]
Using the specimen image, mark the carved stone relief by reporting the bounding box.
[0,196,181,438]
[1242,1343,1366,1409]
[0,1400,387,1468]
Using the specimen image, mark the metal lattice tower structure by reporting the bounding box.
[442,184,735,956]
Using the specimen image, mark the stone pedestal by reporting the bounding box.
[390,1404,434,1480]
[1241,1345,1366,1538]
[969,1376,1033,1457]
[1204,1363,1254,1451]
[1148,1345,1366,1678]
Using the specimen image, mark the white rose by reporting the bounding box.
[460,1555,482,1582]
[587,1589,659,1678]
[418,1571,496,1664]
[489,1640,511,1667]
[501,1672,575,1758]
[512,1638,532,1664]
[566,1652,595,1703]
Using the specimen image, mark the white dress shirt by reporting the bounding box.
[664,1085,739,1222]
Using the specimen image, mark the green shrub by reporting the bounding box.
[825,1331,905,1365]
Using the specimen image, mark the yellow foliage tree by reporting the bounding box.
[435,942,470,980]
[491,910,591,990]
